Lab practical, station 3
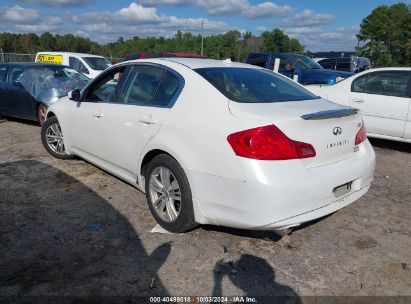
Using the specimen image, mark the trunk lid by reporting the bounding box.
[228,98,362,167]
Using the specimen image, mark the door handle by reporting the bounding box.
[352,98,364,103]
[139,115,157,125]
[92,113,103,118]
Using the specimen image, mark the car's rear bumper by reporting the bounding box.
[189,140,375,230]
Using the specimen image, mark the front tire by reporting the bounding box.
[145,154,197,233]
[41,116,74,160]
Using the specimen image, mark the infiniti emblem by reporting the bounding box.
[333,127,342,135]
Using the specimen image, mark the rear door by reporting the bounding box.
[100,64,182,181]
[349,70,411,138]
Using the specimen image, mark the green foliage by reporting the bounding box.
[0,32,102,55]
[357,3,411,66]
[0,29,305,61]
[261,29,304,53]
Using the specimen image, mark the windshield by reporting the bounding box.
[17,66,90,104]
[293,55,323,70]
[82,57,111,70]
[195,67,320,103]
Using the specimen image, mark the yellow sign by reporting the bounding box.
[36,54,63,64]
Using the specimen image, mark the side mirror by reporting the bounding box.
[13,80,23,87]
[68,89,80,101]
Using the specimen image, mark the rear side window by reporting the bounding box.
[152,71,181,106]
[122,65,165,104]
[352,71,411,97]
[0,66,7,82]
[195,67,320,103]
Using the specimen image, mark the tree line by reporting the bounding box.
[0,29,304,62]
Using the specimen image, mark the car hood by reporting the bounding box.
[17,69,89,106]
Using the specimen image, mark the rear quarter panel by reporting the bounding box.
[140,63,254,183]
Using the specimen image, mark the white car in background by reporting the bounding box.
[307,68,411,143]
[41,58,375,233]
[35,52,112,79]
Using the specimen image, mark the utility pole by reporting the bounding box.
[201,19,205,56]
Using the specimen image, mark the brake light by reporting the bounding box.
[227,125,316,160]
[355,121,367,145]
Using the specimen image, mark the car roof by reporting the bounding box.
[126,52,207,58]
[36,52,104,57]
[124,58,257,70]
[359,67,411,72]
[0,62,71,68]
[248,52,307,57]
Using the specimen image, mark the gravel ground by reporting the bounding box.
[0,119,410,301]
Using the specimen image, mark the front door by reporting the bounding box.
[66,66,128,163]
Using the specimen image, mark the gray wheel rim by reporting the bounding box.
[45,122,67,155]
[149,166,181,222]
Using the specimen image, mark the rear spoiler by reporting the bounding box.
[301,108,358,120]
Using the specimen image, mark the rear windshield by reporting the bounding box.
[195,67,320,103]
[82,57,111,70]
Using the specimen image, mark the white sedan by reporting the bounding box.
[41,58,375,233]
[307,68,411,143]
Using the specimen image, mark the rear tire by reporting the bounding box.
[41,116,74,160]
[145,154,198,233]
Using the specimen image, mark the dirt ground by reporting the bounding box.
[0,119,410,301]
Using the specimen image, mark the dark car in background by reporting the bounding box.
[125,52,208,61]
[318,56,371,73]
[0,63,88,125]
[246,53,352,85]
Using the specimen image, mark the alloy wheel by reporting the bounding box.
[45,122,66,155]
[149,166,181,222]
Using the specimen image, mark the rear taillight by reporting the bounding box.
[227,125,316,160]
[355,121,367,145]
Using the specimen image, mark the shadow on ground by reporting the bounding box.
[201,225,283,242]
[0,160,301,302]
[213,254,301,303]
[369,138,411,153]
[0,117,39,127]
[0,160,169,296]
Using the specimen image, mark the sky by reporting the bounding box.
[0,0,408,51]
